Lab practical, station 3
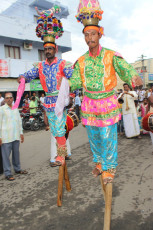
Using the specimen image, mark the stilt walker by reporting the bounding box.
[69,0,143,228]
[17,5,74,206]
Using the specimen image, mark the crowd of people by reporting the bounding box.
[116,85,153,150]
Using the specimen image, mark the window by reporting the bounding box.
[38,50,45,61]
[5,45,20,59]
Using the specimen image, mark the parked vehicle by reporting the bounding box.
[20,110,44,131]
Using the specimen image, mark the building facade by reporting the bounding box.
[0,0,72,97]
[131,58,153,88]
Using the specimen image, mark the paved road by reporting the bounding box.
[0,125,153,230]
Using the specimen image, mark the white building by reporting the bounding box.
[0,0,72,96]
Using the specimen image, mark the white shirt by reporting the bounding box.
[40,96,45,104]
[138,90,145,101]
[0,97,4,106]
[148,91,153,98]
[0,104,23,143]
[118,91,138,115]
[75,96,81,106]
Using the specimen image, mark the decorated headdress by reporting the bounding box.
[35,5,64,48]
[76,0,104,35]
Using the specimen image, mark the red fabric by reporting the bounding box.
[38,62,48,92]
[66,115,74,133]
[55,136,66,145]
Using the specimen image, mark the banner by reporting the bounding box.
[0,59,9,77]
[30,79,43,91]
[149,74,153,81]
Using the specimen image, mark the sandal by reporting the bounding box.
[92,164,102,177]
[102,169,116,185]
[5,175,15,181]
[50,162,58,167]
[15,170,28,174]
[65,156,71,160]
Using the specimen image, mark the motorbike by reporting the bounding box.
[20,110,45,131]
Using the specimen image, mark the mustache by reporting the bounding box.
[87,41,95,45]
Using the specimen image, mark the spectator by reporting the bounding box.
[40,93,45,105]
[32,92,39,107]
[138,88,145,103]
[0,92,27,181]
[118,83,141,139]
[29,96,37,114]
[0,145,3,175]
[74,93,81,120]
[23,93,30,105]
[22,99,30,113]
[148,86,153,97]
[0,93,4,106]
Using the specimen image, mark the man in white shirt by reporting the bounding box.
[138,88,145,103]
[0,92,27,181]
[118,83,141,138]
[148,86,153,98]
[0,93,4,106]
[74,92,81,120]
[40,93,45,105]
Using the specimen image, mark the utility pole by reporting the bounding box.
[138,54,147,88]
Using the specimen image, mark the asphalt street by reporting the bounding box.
[0,125,153,230]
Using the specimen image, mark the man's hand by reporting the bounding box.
[20,134,24,143]
[17,75,25,84]
[132,75,143,87]
[0,138,2,146]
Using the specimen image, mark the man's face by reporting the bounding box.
[44,46,56,59]
[84,29,101,49]
[5,93,13,106]
[144,99,148,105]
[123,85,130,92]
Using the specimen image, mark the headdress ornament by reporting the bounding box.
[76,0,104,35]
[35,5,64,45]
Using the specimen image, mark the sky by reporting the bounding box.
[0,0,153,63]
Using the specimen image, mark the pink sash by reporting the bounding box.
[12,78,25,110]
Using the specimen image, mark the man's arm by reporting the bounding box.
[113,54,143,88]
[18,66,39,83]
[68,61,83,92]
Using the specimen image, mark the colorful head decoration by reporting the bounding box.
[35,5,64,46]
[76,0,104,35]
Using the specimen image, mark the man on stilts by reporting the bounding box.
[18,6,73,166]
[70,0,142,184]
[69,0,142,227]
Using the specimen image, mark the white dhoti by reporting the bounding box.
[150,132,153,146]
[123,113,140,138]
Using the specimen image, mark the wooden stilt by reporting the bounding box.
[57,162,71,207]
[64,163,71,191]
[100,175,113,230]
[57,165,64,207]
[103,183,112,230]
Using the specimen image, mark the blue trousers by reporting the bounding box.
[46,110,67,137]
[86,123,118,171]
[1,140,21,176]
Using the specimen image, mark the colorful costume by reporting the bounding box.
[70,0,140,175]
[19,6,73,163]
